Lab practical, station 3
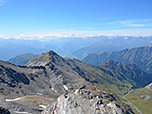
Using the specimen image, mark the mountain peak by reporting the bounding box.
[47,50,59,56]
[26,50,64,67]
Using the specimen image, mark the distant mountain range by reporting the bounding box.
[83,45,152,74]
[72,36,152,59]
[8,53,39,65]
[0,36,152,61]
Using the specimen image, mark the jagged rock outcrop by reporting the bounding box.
[42,88,134,114]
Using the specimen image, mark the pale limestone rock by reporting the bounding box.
[42,89,124,114]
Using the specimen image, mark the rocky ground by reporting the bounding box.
[0,51,137,114]
[42,86,134,114]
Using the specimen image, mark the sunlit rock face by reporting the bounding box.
[42,88,126,114]
[146,83,152,90]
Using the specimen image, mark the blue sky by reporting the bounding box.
[0,0,152,37]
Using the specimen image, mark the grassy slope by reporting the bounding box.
[66,59,151,96]
[126,88,152,114]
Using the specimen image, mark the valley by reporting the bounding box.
[122,89,143,114]
[125,87,152,114]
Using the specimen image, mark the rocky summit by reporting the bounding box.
[42,87,133,114]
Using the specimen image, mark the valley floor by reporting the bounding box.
[124,88,152,114]
[122,89,143,114]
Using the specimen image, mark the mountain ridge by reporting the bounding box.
[1,50,152,113]
[26,50,152,95]
[83,45,152,74]
[100,60,152,88]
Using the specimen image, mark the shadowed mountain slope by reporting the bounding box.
[83,46,152,74]
[100,60,152,88]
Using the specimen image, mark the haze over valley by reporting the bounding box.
[0,35,152,61]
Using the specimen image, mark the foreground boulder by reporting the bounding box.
[42,88,134,114]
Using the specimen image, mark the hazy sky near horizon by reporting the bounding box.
[0,0,152,37]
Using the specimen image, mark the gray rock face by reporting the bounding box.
[0,51,85,114]
[43,89,124,114]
